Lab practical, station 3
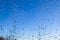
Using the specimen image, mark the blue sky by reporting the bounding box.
[0,0,60,40]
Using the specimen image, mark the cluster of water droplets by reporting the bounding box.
[0,0,60,40]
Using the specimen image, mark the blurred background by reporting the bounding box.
[0,0,60,40]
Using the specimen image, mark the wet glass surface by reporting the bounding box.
[0,0,60,40]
